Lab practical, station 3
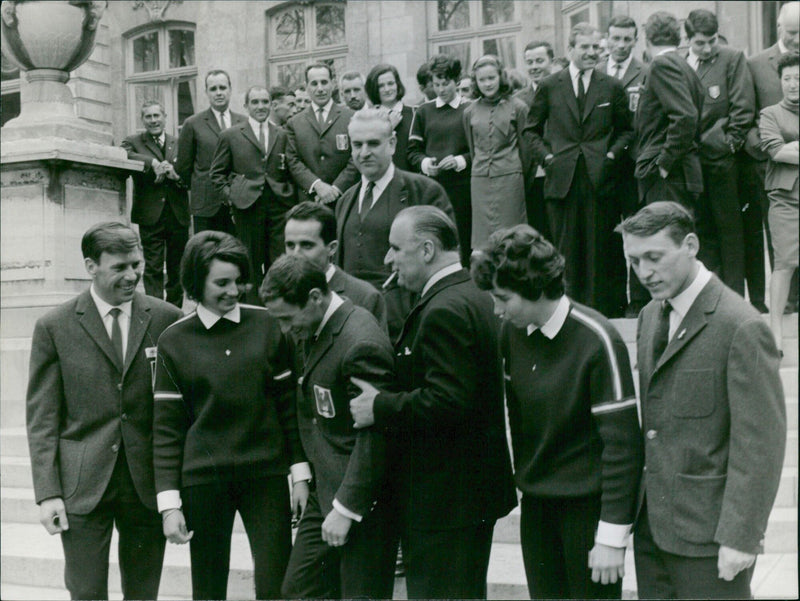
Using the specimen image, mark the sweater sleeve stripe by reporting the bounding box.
[154,392,183,401]
[273,369,292,381]
[591,397,637,415]
[570,308,623,400]
[408,134,424,142]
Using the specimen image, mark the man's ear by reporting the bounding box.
[327,240,339,260]
[308,288,325,304]
[84,257,98,278]
[684,233,700,258]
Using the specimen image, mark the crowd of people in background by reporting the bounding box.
[24,3,796,601]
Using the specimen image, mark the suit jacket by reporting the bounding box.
[176,107,247,217]
[329,266,387,333]
[372,269,517,530]
[524,68,633,199]
[392,104,414,171]
[121,132,190,227]
[26,291,182,514]
[298,300,395,516]
[634,51,704,193]
[636,275,785,556]
[513,83,537,109]
[285,103,360,202]
[596,57,646,113]
[208,120,295,214]
[682,46,756,164]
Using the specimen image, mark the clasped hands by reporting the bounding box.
[151,159,179,183]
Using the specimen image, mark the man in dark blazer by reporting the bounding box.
[283,201,386,331]
[261,255,397,599]
[176,69,246,235]
[335,107,452,339]
[26,222,183,600]
[634,12,704,209]
[618,202,785,599]
[350,206,517,599]
[524,22,633,317]
[682,10,755,298]
[286,63,360,205]
[121,100,189,306]
[209,85,295,298]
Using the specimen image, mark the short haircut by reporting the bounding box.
[607,15,637,36]
[614,201,696,246]
[524,40,554,60]
[205,69,231,88]
[294,84,307,92]
[305,62,333,82]
[81,222,141,262]
[261,254,329,307]
[140,99,165,117]
[645,11,681,47]
[428,54,462,82]
[777,51,800,77]
[568,22,598,47]
[180,231,250,302]
[398,205,459,252]
[340,71,364,85]
[470,54,512,99]
[349,106,394,137]
[685,9,719,38]
[471,224,565,301]
[244,85,269,104]
[416,62,432,87]
[285,201,337,245]
[365,63,406,105]
[269,85,293,102]
[552,57,570,70]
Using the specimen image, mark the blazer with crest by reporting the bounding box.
[26,290,182,514]
[285,103,360,203]
[636,274,785,557]
[176,107,247,217]
[121,132,190,227]
[596,57,646,113]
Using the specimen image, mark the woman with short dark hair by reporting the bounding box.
[365,63,413,170]
[153,230,309,599]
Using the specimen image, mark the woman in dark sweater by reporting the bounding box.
[153,231,309,599]
[408,53,473,265]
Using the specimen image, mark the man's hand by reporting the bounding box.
[588,543,625,584]
[162,508,193,544]
[349,376,378,428]
[39,497,69,535]
[718,545,755,581]
[606,151,616,160]
[291,480,310,523]
[313,181,341,205]
[422,158,440,177]
[437,155,458,171]
[658,166,669,179]
[321,507,353,547]
[164,163,180,181]
[543,153,555,166]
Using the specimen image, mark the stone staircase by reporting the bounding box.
[1,316,797,599]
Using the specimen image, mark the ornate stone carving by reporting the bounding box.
[131,0,182,22]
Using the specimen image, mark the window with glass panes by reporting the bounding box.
[125,24,197,135]
[429,1,522,74]
[267,2,347,91]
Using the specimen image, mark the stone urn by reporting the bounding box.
[1,0,109,142]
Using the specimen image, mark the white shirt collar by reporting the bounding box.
[387,100,404,114]
[312,99,334,120]
[359,162,395,210]
[211,107,230,122]
[314,291,344,338]
[778,39,789,54]
[90,284,132,319]
[196,302,241,329]
[569,62,592,79]
[687,48,702,70]
[435,94,463,109]
[248,117,267,141]
[656,46,678,56]
[526,295,570,339]
[668,262,712,327]
[421,262,462,297]
[607,55,633,77]
[325,263,336,283]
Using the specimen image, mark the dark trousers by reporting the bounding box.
[526,175,551,241]
[281,491,397,599]
[182,475,292,600]
[232,200,269,304]
[634,504,754,599]
[60,451,165,600]
[438,176,472,266]
[139,206,188,306]
[520,494,620,600]
[737,153,767,304]
[193,207,235,236]
[697,160,745,296]
[402,522,494,599]
[637,171,701,209]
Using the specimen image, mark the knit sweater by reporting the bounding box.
[407,98,471,184]
[153,305,303,491]
[501,300,643,527]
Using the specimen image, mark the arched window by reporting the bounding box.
[124,22,197,135]
[267,2,347,90]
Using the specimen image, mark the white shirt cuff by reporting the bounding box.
[421,157,434,175]
[332,498,363,522]
[595,521,632,548]
[157,490,182,513]
[309,178,321,195]
[290,462,312,484]
[454,155,467,171]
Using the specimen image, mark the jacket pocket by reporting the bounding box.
[670,369,716,417]
[58,439,85,499]
[673,472,725,543]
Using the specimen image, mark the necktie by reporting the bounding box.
[258,123,265,151]
[317,107,325,126]
[651,301,672,364]
[577,70,586,114]
[109,308,124,365]
[153,135,164,154]
[360,181,375,220]
[613,63,623,79]
[218,112,226,131]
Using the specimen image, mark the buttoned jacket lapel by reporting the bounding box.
[76,290,122,373]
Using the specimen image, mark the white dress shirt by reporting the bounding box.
[312,99,334,124]
[526,295,570,339]
[358,162,395,213]
[90,285,132,363]
[248,116,269,150]
[666,262,712,342]
[421,262,462,298]
[211,108,231,130]
[568,62,593,97]
[607,55,633,79]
